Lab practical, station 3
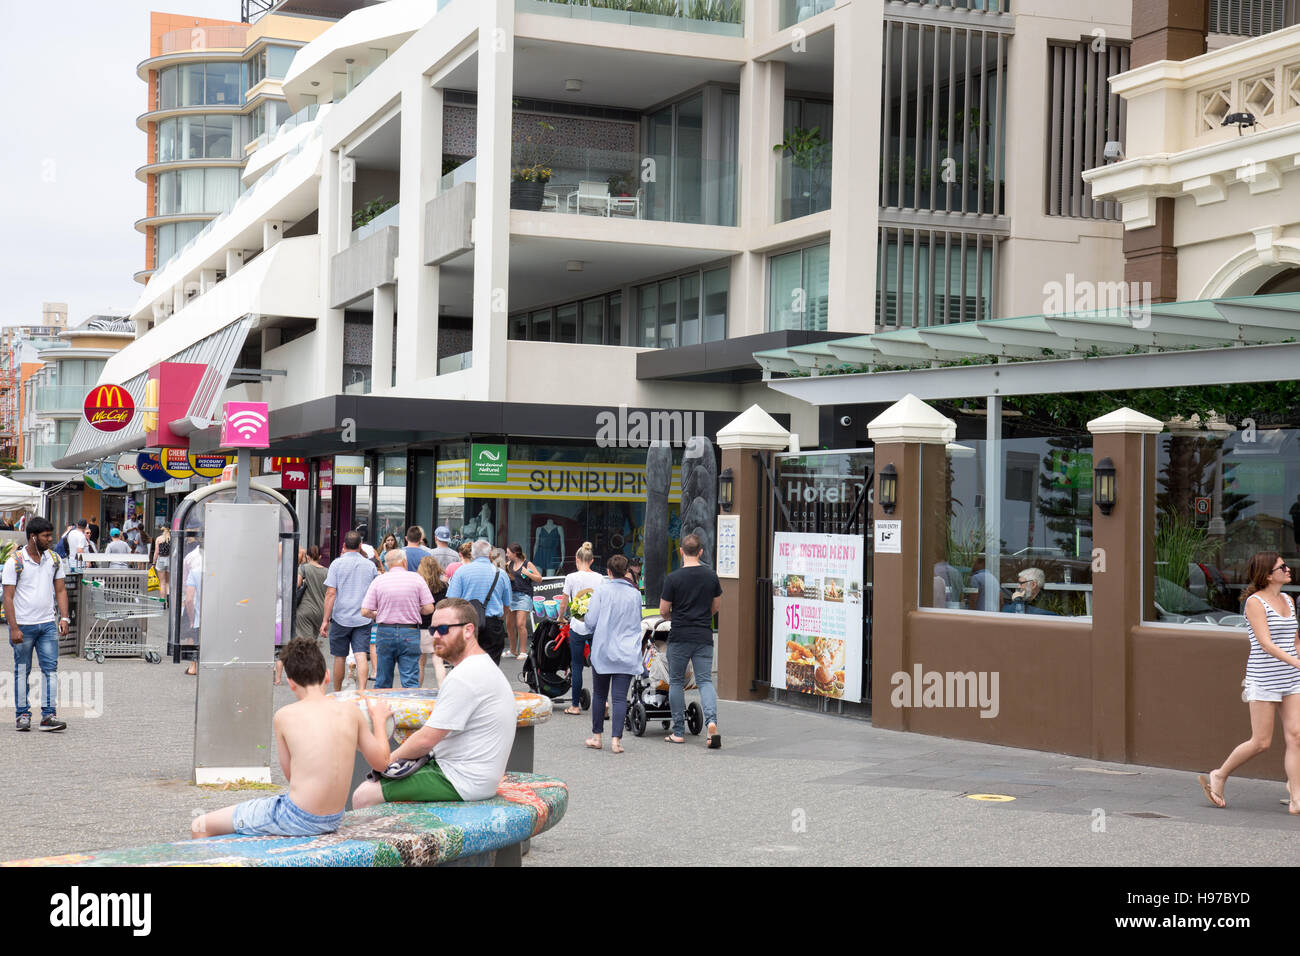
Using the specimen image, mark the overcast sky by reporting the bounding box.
[0,0,243,328]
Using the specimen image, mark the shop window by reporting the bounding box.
[1146,427,1300,629]
[921,435,1094,617]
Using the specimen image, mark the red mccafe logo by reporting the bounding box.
[83,385,135,433]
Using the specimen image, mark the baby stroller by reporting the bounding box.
[522,618,591,710]
[625,616,703,737]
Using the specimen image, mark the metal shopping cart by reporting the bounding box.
[81,580,166,664]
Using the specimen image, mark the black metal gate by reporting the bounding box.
[754,448,874,712]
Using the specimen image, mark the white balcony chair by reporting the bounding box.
[568,180,611,216]
[609,185,643,219]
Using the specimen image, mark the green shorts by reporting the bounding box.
[379,759,464,803]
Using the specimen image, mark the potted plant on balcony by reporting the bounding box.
[774,126,831,219]
[512,118,558,211]
[352,196,396,232]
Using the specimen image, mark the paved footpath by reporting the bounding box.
[2,649,1299,865]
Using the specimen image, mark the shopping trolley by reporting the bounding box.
[81,580,166,664]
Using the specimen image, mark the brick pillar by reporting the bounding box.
[1087,407,1164,761]
[716,406,791,701]
[1124,0,1208,300]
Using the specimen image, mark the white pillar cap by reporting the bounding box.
[1087,407,1164,435]
[717,404,791,450]
[867,394,956,445]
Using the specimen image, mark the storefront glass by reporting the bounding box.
[922,435,1094,617]
[1145,427,1300,629]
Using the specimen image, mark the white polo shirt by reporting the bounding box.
[1,547,66,625]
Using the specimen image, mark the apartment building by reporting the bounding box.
[60,0,1157,560]
[136,8,336,284]
[0,303,70,461]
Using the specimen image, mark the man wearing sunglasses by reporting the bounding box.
[351,598,516,807]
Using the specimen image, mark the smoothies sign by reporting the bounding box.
[771,532,864,703]
[83,384,135,433]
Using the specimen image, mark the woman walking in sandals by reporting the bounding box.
[1199,551,1300,812]
[582,554,642,754]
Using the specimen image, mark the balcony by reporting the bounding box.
[516,0,744,36]
[33,385,85,414]
[159,25,248,54]
[32,443,70,470]
[775,149,831,223]
[510,145,737,226]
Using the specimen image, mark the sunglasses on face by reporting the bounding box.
[1274,564,1292,574]
[429,623,467,636]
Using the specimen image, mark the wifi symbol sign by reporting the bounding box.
[221,401,271,448]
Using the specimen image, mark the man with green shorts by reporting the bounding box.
[351,598,516,806]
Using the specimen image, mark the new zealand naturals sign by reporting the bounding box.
[471,444,508,483]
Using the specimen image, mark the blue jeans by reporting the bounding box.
[570,630,590,707]
[592,672,632,737]
[668,640,717,738]
[13,621,59,719]
[374,625,421,689]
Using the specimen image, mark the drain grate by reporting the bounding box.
[1123,811,1170,819]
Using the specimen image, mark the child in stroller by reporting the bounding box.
[625,617,704,737]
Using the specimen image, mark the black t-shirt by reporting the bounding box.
[660,564,721,644]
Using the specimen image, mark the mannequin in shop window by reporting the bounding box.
[460,504,494,546]
[533,519,564,576]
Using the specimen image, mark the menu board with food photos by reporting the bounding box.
[771,532,864,703]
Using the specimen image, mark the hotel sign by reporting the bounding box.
[83,384,135,433]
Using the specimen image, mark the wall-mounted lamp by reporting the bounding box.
[718,468,734,513]
[1095,457,1117,515]
[878,463,898,515]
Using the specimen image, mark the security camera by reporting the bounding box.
[1103,141,1124,162]
[839,415,853,428]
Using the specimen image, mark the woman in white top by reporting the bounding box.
[560,542,605,716]
[1199,551,1300,811]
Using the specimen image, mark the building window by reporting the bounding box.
[158,114,240,162]
[768,245,828,332]
[509,291,626,345]
[156,168,240,216]
[1044,41,1131,220]
[636,266,729,347]
[158,63,244,110]
[881,19,1009,216]
[876,228,997,328]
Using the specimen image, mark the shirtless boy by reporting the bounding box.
[190,638,392,838]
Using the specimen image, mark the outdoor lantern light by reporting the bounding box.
[718,468,734,512]
[878,463,898,515]
[1095,457,1117,516]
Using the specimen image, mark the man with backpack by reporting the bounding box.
[446,539,511,665]
[61,519,91,569]
[3,517,70,732]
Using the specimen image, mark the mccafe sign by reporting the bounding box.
[83,384,135,433]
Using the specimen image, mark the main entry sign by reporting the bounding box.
[83,384,135,433]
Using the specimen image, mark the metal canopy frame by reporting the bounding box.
[759,291,1300,405]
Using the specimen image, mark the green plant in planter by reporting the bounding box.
[513,118,557,183]
[774,126,831,211]
[352,196,396,231]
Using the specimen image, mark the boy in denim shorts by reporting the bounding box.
[191,638,393,839]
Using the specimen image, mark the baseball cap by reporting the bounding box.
[434,526,451,541]
[110,528,121,537]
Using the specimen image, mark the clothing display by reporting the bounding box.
[533,521,563,574]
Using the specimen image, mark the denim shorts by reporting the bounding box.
[329,621,372,657]
[231,793,344,837]
[510,592,534,612]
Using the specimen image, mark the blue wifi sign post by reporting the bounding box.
[471,443,508,483]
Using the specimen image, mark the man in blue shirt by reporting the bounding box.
[320,530,379,689]
[401,525,433,572]
[446,539,511,664]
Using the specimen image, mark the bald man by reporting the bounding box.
[360,549,435,689]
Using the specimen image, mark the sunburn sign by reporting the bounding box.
[83,384,135,433]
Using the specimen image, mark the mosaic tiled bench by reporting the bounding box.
[2,773,567,868]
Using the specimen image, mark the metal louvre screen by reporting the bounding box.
[1045,41,1131,220]
[875,226,998,328]
[1210,0,1300,35]
[880,18,1009,216]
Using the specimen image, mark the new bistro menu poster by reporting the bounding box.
[771,532,864,702]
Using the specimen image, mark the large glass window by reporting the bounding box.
[203,167,239,210]
[159,67,178,110]
[267,45,296,79]
[530,308,553,342]
[636,265,729,348]
[608,293,622,346]
[1147,427,1300,628]
[158,118,178,162]
[205,63,241,105]
[581,298,604,345]
[657,279,678,349]
[637,284,657,348]
[509,292,625,345]
[768,244,828,331]
[703,267,727,341]
[922,435,1094,617]
[202,114,236,159]
[679,273,701,347]
[179,64,205,107]
[555,303,578,344]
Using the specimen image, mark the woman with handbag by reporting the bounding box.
[1199,551,1300,811]
[294,546,329,646]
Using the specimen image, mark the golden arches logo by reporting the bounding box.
[83,384,134,433]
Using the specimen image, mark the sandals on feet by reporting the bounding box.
[707,723,721,749]
[1198,773,1226,809]
[563,706,582,716]
[664,734,685,744]
[584,736,602,750]
[611,740,624,754]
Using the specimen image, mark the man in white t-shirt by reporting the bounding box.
[352,597,516,806]
[3,517,70,732]
[65,520,91,570]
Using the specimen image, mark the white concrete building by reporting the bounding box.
[61,0,1158,557]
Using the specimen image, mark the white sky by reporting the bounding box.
[0,0,243,328]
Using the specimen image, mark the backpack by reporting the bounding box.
[53,534,70,560]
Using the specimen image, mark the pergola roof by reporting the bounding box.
[759,291,1300,405]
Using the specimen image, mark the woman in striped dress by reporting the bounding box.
[1199,551,1300,812]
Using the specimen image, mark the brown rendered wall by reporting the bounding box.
[716,445,768,701]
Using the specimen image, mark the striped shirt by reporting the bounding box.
[1245,593,1299,692]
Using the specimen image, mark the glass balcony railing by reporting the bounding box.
[253,103,320,151]
[778,0,833,29]
[516,0,744,35]
[32,443,70,469]
[511,145,737,226]
[438,351,473,375]
[34,385,86,413]
[352,202,400,242]
[775,150,831,222]
[441,157,477,192]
